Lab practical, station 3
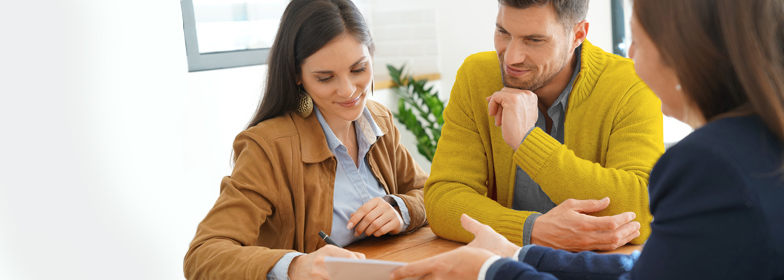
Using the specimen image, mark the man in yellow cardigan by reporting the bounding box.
[426,0,664,251]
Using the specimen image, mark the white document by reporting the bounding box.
[324,256,418,280]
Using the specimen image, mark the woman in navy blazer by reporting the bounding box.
[390,0,784,279]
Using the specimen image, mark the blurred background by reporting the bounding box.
[0,0,691,279]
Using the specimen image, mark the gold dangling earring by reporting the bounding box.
[296,85,313,118]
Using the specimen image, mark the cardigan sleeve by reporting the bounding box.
[513,82,662,244]
[183,133,295,280]
[425,60,537,245]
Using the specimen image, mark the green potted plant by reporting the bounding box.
[387,64,446,162]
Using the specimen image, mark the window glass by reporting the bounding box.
[192,0,288,54]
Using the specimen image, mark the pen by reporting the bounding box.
[318,231,342,248]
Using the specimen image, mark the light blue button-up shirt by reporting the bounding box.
[267,106,411,280]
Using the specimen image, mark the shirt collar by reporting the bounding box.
[314,106,385,153]
[551,44,582,113]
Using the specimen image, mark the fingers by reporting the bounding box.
[590,221,642,251]
[487,95,499,116]
[310,246,363,278]
[297,246,366,280]
[368,207,404,236]
[347,213,360,230]
[567,197,611,213]
[617,221,642,243]
[319,245,365,259]
[347,198,380,229]
[460,214,485,235]
[584,211,636,231]
[319,245,352,256]
[352,198,401,237]
[496,106,504,126]
[486,89,538,149]
[354,206,385,236]
[390,259,431,280]
[534,198,646,251]
[487,95,503,126]
[364,211,393,237]
[375,219,400,237]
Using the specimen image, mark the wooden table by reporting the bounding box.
[346,226,642,262]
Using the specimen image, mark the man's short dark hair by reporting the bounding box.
[498,0,589,28]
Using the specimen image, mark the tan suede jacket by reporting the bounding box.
[184,101,428,280]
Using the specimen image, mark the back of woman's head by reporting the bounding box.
[633,0,784,143]
[247,0,374,128]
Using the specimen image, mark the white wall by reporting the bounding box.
[0,1,435,279]
[434,0,615,100]
[1,0,195,279]
[369,0,440,80]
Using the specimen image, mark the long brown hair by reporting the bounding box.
[633,0,784,144]
[246,0,374,129]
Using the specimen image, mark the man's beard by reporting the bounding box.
[500,49,571,91]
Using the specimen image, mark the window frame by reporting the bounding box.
[610,0,628,57]
[180,0,271,72]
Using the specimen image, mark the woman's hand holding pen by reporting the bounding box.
[347,197,405,237]
[288,245,365,280]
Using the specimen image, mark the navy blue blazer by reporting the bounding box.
[486,115,784,280]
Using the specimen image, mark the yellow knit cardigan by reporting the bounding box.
[425,40,664,246]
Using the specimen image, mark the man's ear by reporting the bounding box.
[572,20,589,49]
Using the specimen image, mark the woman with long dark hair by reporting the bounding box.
[390,0,784,279]
[184,1,428,279]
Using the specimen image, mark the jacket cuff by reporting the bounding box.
[396,193,427,234]
[385,195,411,232]
[517,244,536,262]
[484,257,514,280]
[267,252,305,280]
[521,244,549,267]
